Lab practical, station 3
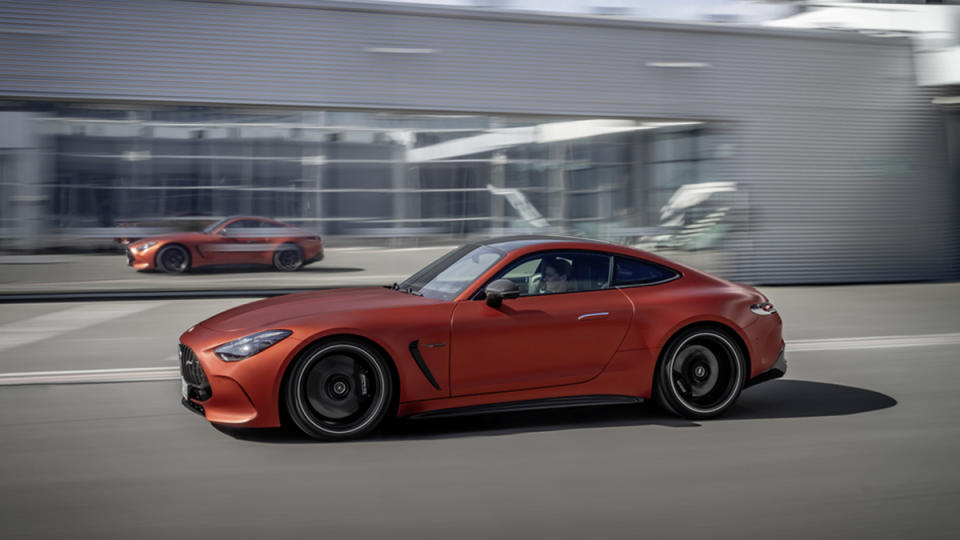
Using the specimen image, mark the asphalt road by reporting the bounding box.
[1,283,959,539]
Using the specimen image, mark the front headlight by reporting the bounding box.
[214,330,292,362]
[135,240,159,252]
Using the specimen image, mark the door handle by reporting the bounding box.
[578,312,609,321]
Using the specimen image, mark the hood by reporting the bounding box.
[199,287,439,332]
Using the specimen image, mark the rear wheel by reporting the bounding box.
[655,327,746,419]
[285,340,393,441]
[156,245,190,273]
[273,244,303,271]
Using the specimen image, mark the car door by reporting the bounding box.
[449,251,634,396]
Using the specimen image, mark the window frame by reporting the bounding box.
[470,249,616,300]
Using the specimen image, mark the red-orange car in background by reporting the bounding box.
[126,216,324,273]
[179,236,785,440]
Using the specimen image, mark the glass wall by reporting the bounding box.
[1,103,723,245]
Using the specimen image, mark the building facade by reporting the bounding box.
[0,0,956,283]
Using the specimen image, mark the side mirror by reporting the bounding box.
[485,279,520,308]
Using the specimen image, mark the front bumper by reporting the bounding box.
[746,348,786,388]
[181,397,205,416]
[178,325,304,427]
[126,247,156,270]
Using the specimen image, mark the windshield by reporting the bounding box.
[399,245,504,301]
[202,217,232,234]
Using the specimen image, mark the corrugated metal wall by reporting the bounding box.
[0,0,955,283]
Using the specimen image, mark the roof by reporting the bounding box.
[474,235,612,252]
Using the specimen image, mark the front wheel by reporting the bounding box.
[285,340,393,441]
[273,244,303,271]
[655,328,746,419]
[156,245,190,274]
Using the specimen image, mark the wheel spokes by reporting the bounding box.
[304,353,375,423]
[277,249,301,270]
[671,338,737,411]
[164,249,186,270]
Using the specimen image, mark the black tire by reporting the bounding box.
[273,244,304,271]
[156,244,190,274]
[655,327,746,419]
[285,339,394,441]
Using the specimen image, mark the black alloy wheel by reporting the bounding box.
[655,328,746,419]
[285,340,393,441]
[156,245,190,274]
[273,244,304,271]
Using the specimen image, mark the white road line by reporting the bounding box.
[0,302,165,352]
[0,366,179,386]
[787,333,960,352]
[2,332,958,387]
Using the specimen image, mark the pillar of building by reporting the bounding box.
[0,112,47,251]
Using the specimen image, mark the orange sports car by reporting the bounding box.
[126,216,324,273]
[179,236,785,440]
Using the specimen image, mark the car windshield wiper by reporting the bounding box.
[391,282,422,296]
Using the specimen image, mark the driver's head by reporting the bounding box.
[543,258,571,292]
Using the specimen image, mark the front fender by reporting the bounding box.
[278,308,454,404]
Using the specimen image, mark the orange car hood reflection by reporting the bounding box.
[199,287,440,332]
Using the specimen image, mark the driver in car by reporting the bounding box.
[542,258,572,293]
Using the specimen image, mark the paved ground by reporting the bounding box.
[0,283,958,538]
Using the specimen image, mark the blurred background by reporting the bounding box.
[1,0,958,286]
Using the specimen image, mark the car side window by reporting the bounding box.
[221,220,261,236]
[500,259,542,295]
[492,251,612,297]
[613,256,678,286]
[235,220,261,229]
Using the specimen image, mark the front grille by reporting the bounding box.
[179,343,212,401]
[126,249,134,265]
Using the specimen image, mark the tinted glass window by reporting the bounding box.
[491,251,611,297]
[224,220,261,230]
[219,220,263,236]
[614,257,677,286]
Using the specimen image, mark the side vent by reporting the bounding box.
[408,340,442,391]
